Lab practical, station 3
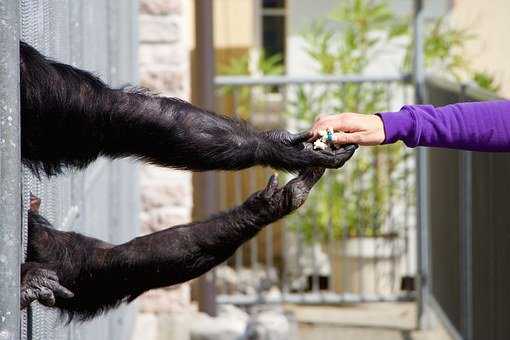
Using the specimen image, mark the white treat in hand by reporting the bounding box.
[313,139,328,150]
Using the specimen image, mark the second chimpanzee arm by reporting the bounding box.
[20,41,355,177]
[26,169,323,320]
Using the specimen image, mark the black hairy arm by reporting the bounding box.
[24,169,324,320]
[20,41,356,177]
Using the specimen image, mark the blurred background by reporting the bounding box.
[1,1,510,340]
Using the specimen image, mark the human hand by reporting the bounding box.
[309,113,385,146]
[260,129,357,171]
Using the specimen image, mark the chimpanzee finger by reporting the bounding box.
[30,193,41,213]
[38,268,59,282]
[37,287,56,307]
[288,131,312,144]
[262,174,279,199]
[297,168,325,189]
[333,144,358,164]
[44,280,75,299]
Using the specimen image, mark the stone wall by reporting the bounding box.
[133,0,194,339]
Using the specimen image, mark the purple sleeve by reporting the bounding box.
[378,100,510,152]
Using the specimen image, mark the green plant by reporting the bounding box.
[218,50,284,117]
[218,0,499,243]
[287,0,498,242]
[473,71,501,93]
[288,0,409,241]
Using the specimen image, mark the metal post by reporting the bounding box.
[193,0,218,317]
[459,87,473,340]
[413,0,430,330]
[0,2,22,339]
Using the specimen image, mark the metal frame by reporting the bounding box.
[412,0,432,332]
[218,292,414,306]
[212,74,416,308]
[208,0,431,331]
[0,1,139,339]
[458,86,473,340]
[215,74,411,86]
[0,2,21,339]
[194,0,218,317]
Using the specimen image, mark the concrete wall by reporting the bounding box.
[133,1,194,339]
[285,0,449,76]
[452,0,510,96]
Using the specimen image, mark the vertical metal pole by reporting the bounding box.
[413,0,430,330]
[0,1,21,339]
[193,0,218,317]
[459,87,473,340]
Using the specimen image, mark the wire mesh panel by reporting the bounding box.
[0,2,22,339]
[19,1,139,339]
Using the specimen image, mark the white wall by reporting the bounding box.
[286,0,450,77]
[452,0,510,96]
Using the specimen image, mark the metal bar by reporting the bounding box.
[459,86,473,340]
[356,169,363,297]
[0,1,21,339]
[413,0,431,331]
[265,169,273,274]
[282,219,289,296]
[327,171,335,294]
[403,85,412,277]
[249,168,258,270]
[215,74,411,86]
[311,214,319,294]
[232,88,244,272]
[217,291,415,306]
[234,171,243,271]
[194,0,218,317]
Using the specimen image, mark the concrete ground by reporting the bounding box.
[285,302,451,340]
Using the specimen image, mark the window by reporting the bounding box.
[261,0,286,66]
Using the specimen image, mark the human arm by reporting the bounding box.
[311,100,510,151]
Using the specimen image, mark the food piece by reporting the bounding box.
[313,127,335,150]
[313,139,328,150]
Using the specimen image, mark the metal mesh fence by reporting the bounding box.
[18,1,139,339]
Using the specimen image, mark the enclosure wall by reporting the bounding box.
[15,1,139,340]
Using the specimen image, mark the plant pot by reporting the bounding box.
[329,235,405,296]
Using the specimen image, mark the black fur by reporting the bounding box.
[20,41,356,177]
[19,41,357,320]
[26,169,324,321]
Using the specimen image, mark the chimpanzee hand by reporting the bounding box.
[243,168,325,225]
[20,262,74,309]
[259,130,357,171]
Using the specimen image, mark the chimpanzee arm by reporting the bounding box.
[20,41,356,177]
[25,169,323,320]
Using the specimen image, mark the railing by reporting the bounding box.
[211,74,417,306]
[423,75,503,340]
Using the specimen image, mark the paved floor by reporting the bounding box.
[285,302,452,340]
